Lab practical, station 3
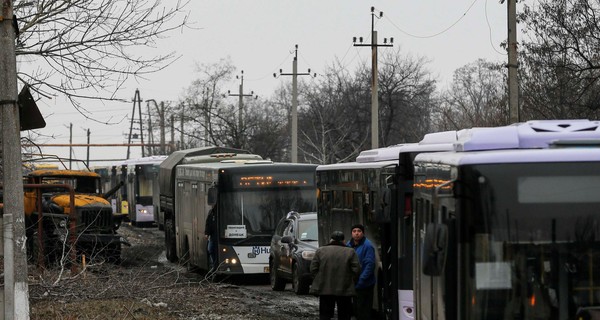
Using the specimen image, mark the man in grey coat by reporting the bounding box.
[310,231,361,320]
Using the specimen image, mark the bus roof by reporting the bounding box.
[177,161,317,172]
[415,147,600,166]
[27,169,100,178]
[455,119,600,152]
[159,146,256,198]
[416,119,600,166]
[117,155,168,166]
[317,160,398,171]
[316,130,458,170]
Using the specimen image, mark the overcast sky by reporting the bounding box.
[27,0,510,168]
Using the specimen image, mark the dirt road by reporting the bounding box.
[28,224,318,319]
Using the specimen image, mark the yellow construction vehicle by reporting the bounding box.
[24,169,127,266]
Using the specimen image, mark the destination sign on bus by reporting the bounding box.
[225,225,247,238]
[234,173,314,188]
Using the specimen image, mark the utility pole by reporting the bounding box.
[202,88,210,147]
[170,114,175,153]
[146,102,154,156]
[69,123,73,169]
[274,45,316,163]
[505,0,519,123]
[353,6,393,149]
[147,99,166,155]
[86,128,90,167]
[0,1,30,318]
[228,70,256,138]
[127,89,145,159]
[180,106,184,150]
[160,102,166,154]
[147,118,153,156]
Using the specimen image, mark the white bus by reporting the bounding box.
[316,131,457,319]
[174,160,317,274]
[122,155,168,226]
[412,120,600,319]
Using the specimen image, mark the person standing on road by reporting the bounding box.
[310,231,361,320]
[347,224,376,320]
[204,204,219,271]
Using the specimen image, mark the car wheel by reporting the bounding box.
[270,260,286,291]
[292,263,310,295]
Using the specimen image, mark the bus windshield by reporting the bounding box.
[462,162,600,319]
[219,188,316,241]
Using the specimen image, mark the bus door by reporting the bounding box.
[318,190,332,244]
[415,181,455,320]
[190,182,209,269]
[176,180,193,260]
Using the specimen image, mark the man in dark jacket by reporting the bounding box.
[310,231,361,320]
[347,224,376,320]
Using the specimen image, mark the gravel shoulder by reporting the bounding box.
[27,223,319,319]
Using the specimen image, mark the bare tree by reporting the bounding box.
[299,62,368,164]
[435,59,507,130]
[519,0,600,119]
[177,58,289,159]
[14,0,190,119]
[179,58,236,148]
[245,101,288,161]
[377,48,437,144]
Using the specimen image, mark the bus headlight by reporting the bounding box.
[302,250,315,260]
[139,209,147,214]
[225,258,238,265]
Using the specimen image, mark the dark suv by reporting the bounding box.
[269,211,319,295]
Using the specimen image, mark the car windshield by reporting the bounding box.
[298,218,318,241]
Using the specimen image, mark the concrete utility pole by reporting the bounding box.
[68,123,73,169]
[170,114,175,153]
[147,99,166,155]
[0,1,31,318]
[274,45,316,163]
[146,111,153,156]
[228,70,256,133]
[506,0,519,123]
[202,91,209,146]
[353,6,393,149]
[179,106,184,150]
[86,129,90,167]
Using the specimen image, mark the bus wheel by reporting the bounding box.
[292,263,310,295]
[165,218,177,263]
[270,260,285,291]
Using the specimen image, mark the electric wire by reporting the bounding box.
[486,0,507,55]
[380,0,480,39]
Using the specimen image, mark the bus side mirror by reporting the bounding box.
[207,187,217,206]
[422,223,448,276]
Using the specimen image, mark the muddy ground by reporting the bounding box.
[27,224,319,319]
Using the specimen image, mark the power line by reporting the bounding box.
[381,0,480,39]
[486,0,507,55]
